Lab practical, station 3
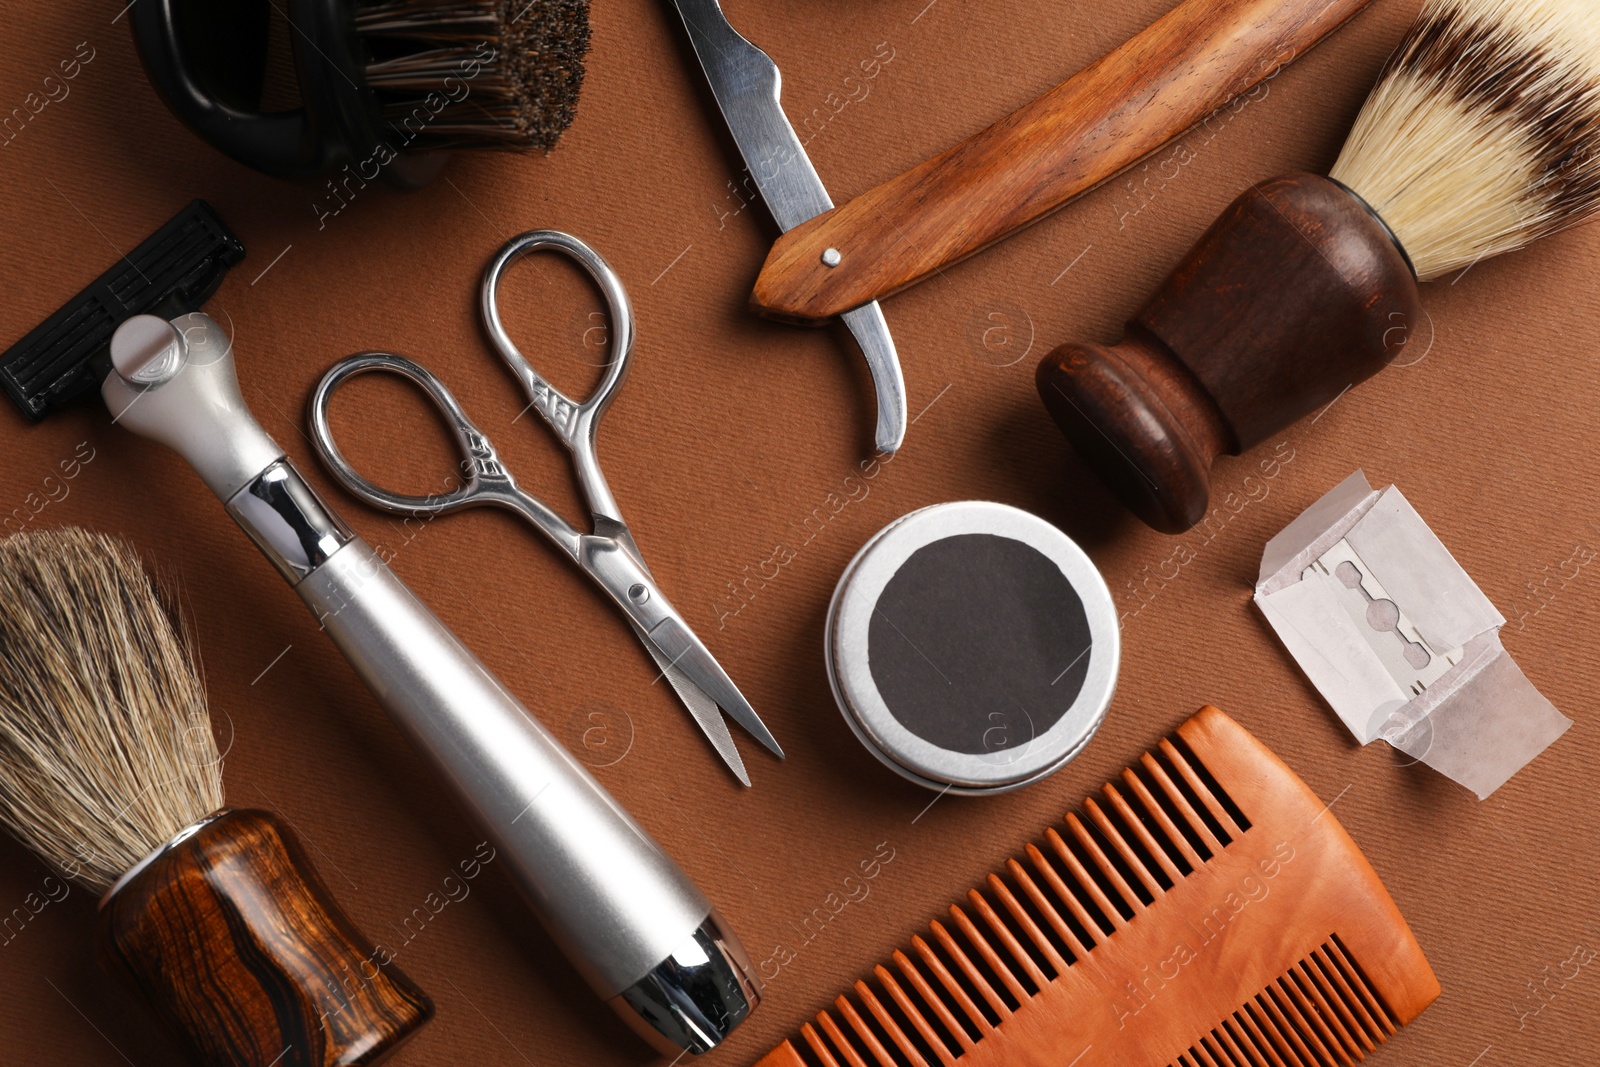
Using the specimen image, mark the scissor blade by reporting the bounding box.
[647,617,785,759]
[631,620,751,786]
[839,303,906,454]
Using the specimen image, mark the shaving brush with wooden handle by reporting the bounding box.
[1038,0,1600,533]
[0,528,432,1066]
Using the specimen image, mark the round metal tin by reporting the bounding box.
[825,501,1119,794]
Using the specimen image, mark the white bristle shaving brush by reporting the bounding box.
[0,528,432,1066]
[1333,0,1600,280]
[1038,0,1600,532]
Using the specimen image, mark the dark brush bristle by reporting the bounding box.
[355,0,590,152]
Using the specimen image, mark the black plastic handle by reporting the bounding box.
[129,0,366,180]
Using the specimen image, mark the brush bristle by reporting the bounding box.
[355,0,590,152]
[0,529,222,894]
[1330,0,1600,281]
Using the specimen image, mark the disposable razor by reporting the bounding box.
[665,0,1375,452]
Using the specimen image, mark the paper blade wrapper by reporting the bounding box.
[1254,471,1569,798]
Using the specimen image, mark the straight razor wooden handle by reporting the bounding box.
[750,0,1374,323]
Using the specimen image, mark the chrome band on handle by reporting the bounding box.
[100,311,763,1054]
[612,910,760,1055]
[226,460,352,584]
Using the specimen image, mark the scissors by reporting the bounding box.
[308,230,782,785]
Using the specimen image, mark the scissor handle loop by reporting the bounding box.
[480,230,635,454]
[308,352,513,517]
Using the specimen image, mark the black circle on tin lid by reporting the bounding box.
[869,534,1092,754]
[826,502,1119,794]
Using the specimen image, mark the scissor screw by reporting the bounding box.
[821,247,842,268]
[628,583,649,604]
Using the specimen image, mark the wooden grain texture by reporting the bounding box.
[1037,174,1420,533]
[1,0,1596,1063]
[750,0,1375,323]
[752,707,1440,1067]
[98,809,433,1066]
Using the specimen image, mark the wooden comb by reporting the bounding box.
[756,707,1439,1067]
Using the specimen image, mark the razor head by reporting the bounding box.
[1,200,243,422]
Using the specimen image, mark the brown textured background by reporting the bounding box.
[1,0,1597,1063]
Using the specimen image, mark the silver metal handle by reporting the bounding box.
[298,542,759,1051]
[101,312,761,1054]
[298,542,698,984]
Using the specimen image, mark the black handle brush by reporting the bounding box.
[130,0,590,182]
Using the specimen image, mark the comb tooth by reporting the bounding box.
[1024,844,1101,948]
[1296,959,1370,1057]
[1289,966,1362,1064]
[1252,989,1320,1066]
[974,879,1051,985]
[1060,816,1145,917]
[854,979,931,1067]
[800,1021,846,1067]
[1233,1005,1292,1067]
[836,993,903,1067]
[1267,980,1344,1067]
[1215,1031,1257,1067]
[876,962,958,1066]
[1123,766,1204,870]
[1209,1017,1260,1067]
[911,934,992,1038]
[1325,937,1398,1036]
[1226,1011,1285,1067]
[1190,1038,1227,1067]
[1143,751,1224,854]
[1102,783,1184,883]
[1160,737,1243,839]
[1222,1031,1261,1067]
[816,1009,871,1067]
[995,864,1073,974]
[931,919,1011,1020]
[1310,947,1384,1048]
[955,896,1031,1002]
[1084,798,1164,897]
